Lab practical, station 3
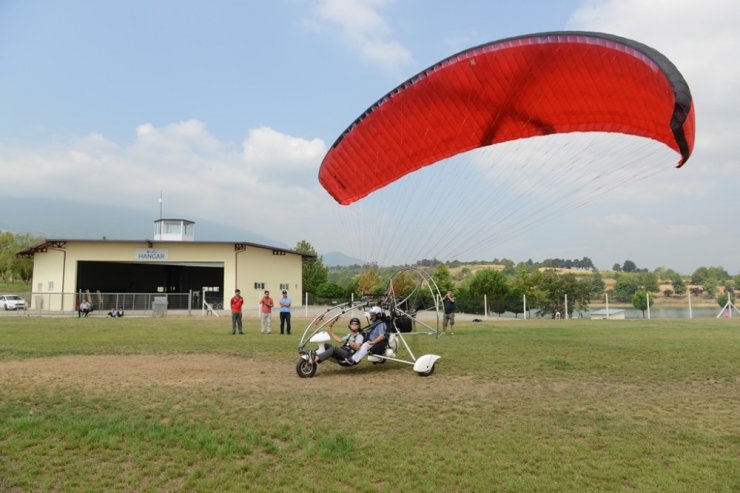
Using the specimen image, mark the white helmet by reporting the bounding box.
[366,306,383,317]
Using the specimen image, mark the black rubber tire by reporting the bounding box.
[296,358,317,378]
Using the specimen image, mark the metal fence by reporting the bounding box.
[9,291,194,314]
[5,291,315,317]
[2,291,724,319]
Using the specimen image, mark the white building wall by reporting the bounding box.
[28,240,305,312]
[236,246,303,309]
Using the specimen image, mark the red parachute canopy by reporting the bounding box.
[319,31,695,205]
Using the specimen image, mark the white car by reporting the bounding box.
[0,294,27,310]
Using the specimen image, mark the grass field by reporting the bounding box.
[1,316,738,492]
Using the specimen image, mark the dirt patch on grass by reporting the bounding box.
[0,354,452,396]
[0,354,546,407]
[3,354,738,437]
[2,354,734,418]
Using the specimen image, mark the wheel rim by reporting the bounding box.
[297,359,314,376]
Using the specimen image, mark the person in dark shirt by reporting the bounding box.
[442,290,456,335]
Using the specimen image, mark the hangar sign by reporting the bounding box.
[134,248,169,261]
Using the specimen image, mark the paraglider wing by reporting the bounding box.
[319,31,695,205]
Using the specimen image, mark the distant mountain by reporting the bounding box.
[321,251,366,267]
[0,196,289,248]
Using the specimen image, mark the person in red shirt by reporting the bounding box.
[259,290,273,334]
[230,289,245,335]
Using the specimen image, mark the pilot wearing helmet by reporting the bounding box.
[312,316,364,365]
[347,306,387,365]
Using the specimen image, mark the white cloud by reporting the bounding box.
[568,0,740,164]
[0,122,337,245]
[242,126,326,186]
[310,0,413,70]
[561,0,740,273]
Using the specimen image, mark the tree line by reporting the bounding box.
[4,234,737,317]
[294,242,739,318]
[0,231,39,284]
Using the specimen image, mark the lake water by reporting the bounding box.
[484,306,730,320]
[586,306,724,319]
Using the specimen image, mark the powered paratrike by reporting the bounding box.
[296,268,442,378]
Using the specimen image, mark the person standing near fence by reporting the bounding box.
[279,290,292,335]
[230,289,245,335]
[442,290,456,335]
[259,290,273,334]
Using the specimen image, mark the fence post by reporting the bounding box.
[646,291,651,320]
[523,294,527,320]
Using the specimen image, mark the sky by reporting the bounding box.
[1,0,738,274]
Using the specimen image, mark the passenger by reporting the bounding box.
[80,300,92,317]
[347,306,387,365]
[313,316,364,364]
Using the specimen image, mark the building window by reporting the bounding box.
[254,282,265,290]
[48,281,54,291]
[37,283,43,292]
[280,283,289,291]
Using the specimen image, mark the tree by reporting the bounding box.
[295,240,327,297]
[635,271,659,293]
[511,266,544,316]
[672,276,687,296]
[578,256,595,269]
[357,265,382,296]
[345,277,361,299]
[612,263,622,272]
[622,260,637,273]
[702,277,718,298]
[451,286,477,314]
[655,266,680,279]
[515,261,539,273]
[431,263,453,293]
[632,290,654,318]
[613,274,641,302]
[725,278,735,290]
[389,270,416,298]
[504,287,525,317]
[499,258,516,276]
[469,268,509,316]
[536,270,591,318]
[717,292,729,308]
[316,282,344,301]
[538,270,591,318]
[691,266,730,284]
[0,231,39,283]
[589,271,605,298]
[0,231,17,281]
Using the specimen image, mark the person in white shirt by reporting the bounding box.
[313,316,364,364]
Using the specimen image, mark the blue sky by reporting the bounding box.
[1,0,738,274]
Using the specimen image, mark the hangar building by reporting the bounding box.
[17,219,312,312]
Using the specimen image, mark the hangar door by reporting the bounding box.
[76,261,224,294]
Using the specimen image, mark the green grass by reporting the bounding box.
[1,316,738,492]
